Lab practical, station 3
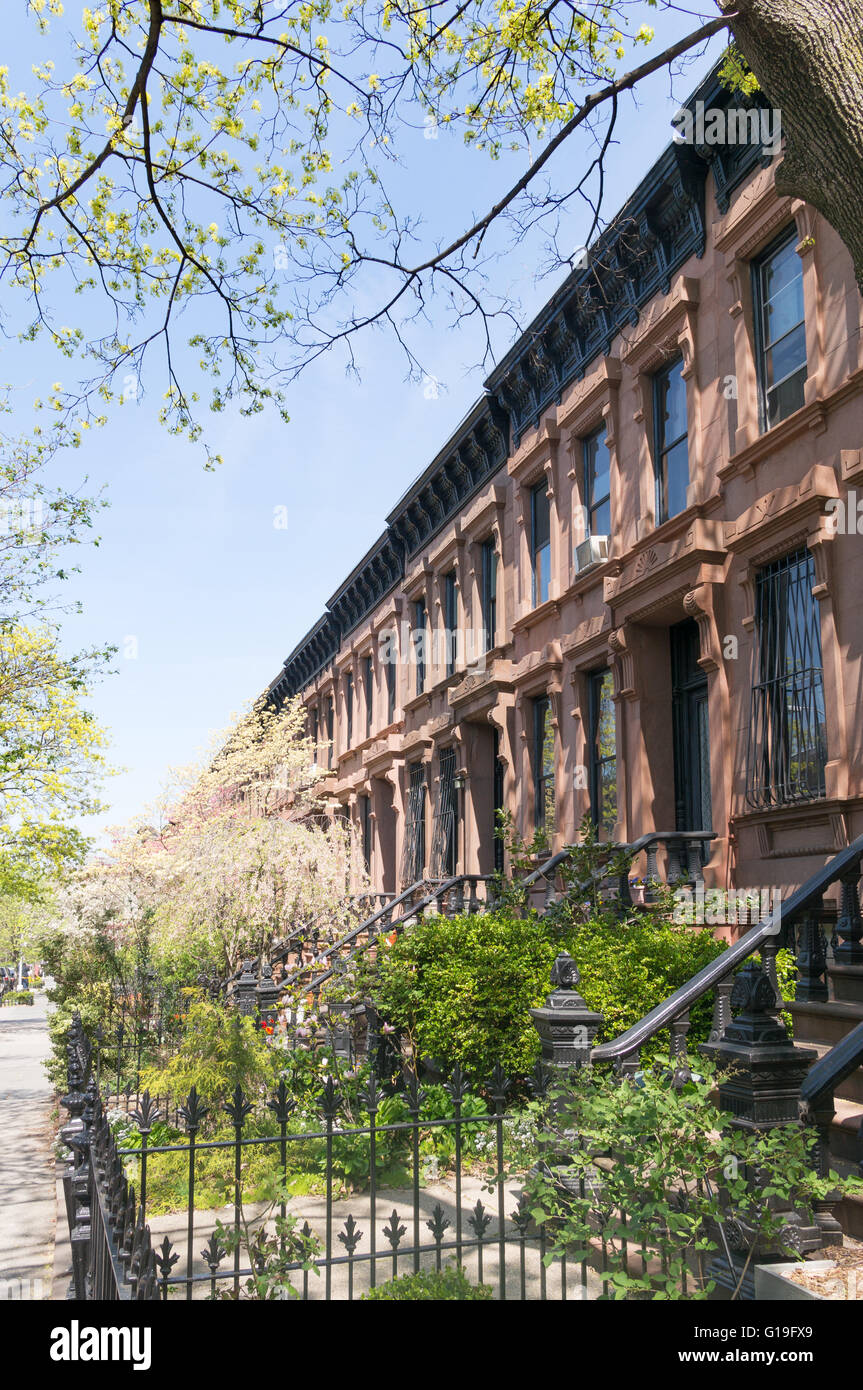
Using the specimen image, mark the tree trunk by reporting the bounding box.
[724,0,863,290]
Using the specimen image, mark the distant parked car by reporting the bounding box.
[0,967,17,996]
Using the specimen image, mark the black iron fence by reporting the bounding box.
[60,1016,159,1300]
[60,1007,592,1301]
[92,1014,190,1129]
[60,1000,744,1302]
[109,1066,578,1301]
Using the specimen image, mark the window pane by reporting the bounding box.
[765,322,807,388]
[444,571,457,675]
[541,709,555,780]
[413,601,426,693]
[762,238,802,305]
[533,543,551,605]
[586,425,611,528]
[592,448,611,506]
[655,359,689,523]
[757,232,807,430]
[664,437,690,519]
[532,484,550,548]
[531,482,552,604]
[534,697,555,832]
[766,369,806,428]
[599,760,617,835]
[764,275,805,346]
[591,496,611,538]
[481,538,497,650]
[595,672,615,760]
[589,669,617,834]
[658,361,687,444]
[444,572,457,629]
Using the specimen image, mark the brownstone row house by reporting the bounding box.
[265,67,863,909]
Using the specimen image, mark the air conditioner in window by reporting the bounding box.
[575,535,609,573]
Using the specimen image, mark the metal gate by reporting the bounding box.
[400,762,427,886]
[744,548,827,807]
[429,747,457,879]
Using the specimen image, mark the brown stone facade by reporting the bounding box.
[267,72,863,907]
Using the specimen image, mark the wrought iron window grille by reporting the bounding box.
[744,548,827,808]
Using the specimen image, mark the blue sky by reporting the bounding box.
[4,5,729,841]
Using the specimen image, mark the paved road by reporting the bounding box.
[0,994,56,1299]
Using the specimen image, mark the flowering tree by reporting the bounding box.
[47,694,364,980]
[154,811,358,975]
[5,3,863,472]
[43,822,169,1018]
[0,623,112,896]
[153,697,364,972]
[119,695,364,975]
[172,694,327,821]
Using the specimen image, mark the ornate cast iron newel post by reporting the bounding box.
[707,960,824,1298]
[792,897,829,1002]
[255,963,280,1036]
[530,953,603,1081]
[835,870,863,964]
[232,960,257,1017]
[530,953,604,1194]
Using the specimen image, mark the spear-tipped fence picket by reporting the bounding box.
[129,1060,573,1302]
[59,1015,160,1300]
[60,1010,589,1301]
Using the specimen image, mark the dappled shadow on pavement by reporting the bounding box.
[0,999,56,1297]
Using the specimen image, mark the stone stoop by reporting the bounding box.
[786,961,863,1236]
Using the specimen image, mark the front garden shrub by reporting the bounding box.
[368,908,562,1080]
[561,909,726,1053]
[140,996,280,1113]
[362,1265,492,1300]
[526,1060,863,1300]
[362,903,727,1082]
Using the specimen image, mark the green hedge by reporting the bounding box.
[3,989,34,1006]
[362,1266,492,1300]
[364,905,727,1082]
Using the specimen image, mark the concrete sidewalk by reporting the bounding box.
[0,993,57,1299]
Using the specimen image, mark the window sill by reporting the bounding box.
[719,395,831,484]
[341,721,405,758]
[401,690,431,715]
[511,597,561,635]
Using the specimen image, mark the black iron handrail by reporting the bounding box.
[592,832,863,1067]
[274,889,397,958]
[518,830,717,892]
[801,1018,863,1111]
[278,829,718,1004]
[280,873,495,997]
[280,877,444,981]
[224,891,399,989]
